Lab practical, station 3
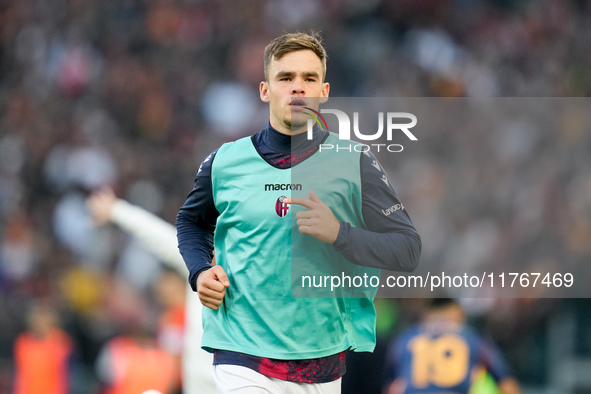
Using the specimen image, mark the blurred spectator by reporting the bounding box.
[153,269,187,394]
[86,187,215,394]
[1,208,36,283]
[13,302,74,394]
[95,330,177,394]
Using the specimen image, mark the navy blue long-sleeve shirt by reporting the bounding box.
[177,124,421,291]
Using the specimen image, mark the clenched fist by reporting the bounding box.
[196,265,229,310]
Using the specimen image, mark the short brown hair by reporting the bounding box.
[263,32,328,81]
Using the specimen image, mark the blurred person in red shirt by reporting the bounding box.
[95,330,177,394]
[13,302,73,394]
[154,268,187,393]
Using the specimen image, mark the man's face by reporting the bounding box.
[260,49,330,135]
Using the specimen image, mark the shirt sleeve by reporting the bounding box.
[110,199,188,277]
[176,149,219,291]
[332,150,421,272]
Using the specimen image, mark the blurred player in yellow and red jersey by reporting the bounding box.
[383,298,520,394]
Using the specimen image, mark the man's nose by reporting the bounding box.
[291,79,304,95]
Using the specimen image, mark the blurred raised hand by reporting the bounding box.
[87,187,118,225]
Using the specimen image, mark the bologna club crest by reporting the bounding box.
[275,196,289,217]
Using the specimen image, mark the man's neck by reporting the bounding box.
[269,119,306,136]
[262,123,326,154]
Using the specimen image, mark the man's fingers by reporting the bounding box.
[211,266,230,287]
[297,218,314,227]
[282,191,323,209]
[198,284,226,299]
[308,190,322,204]
[284,197,315,209]
[295,211,313,220]
[200,297,224,310]
[202,299,223,310]
[200,275,227,292]
[297,225,312,235]
[196,266,229,309]
[198,281,226,310]
[199,292,225,306]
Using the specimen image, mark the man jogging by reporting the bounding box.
[177,31,421,393]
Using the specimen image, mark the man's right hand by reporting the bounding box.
[196,266,230,310]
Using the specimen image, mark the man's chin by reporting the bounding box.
[286,112,309,129]
[284,120,307,133]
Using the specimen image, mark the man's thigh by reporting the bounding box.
[213,365,342,394]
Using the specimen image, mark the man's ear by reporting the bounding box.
[260,81,270,103]
[319,82,330,104]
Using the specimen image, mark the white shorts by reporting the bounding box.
[212,364,342,394]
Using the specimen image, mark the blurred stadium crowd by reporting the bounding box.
[1,0,591,392]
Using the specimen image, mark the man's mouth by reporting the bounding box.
[290,99,307,107]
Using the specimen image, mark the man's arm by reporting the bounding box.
[336,150,420,271]
[176,150,229,310]
[176,150,218,290]
[87,188,188,277]
[288,151,421,272]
